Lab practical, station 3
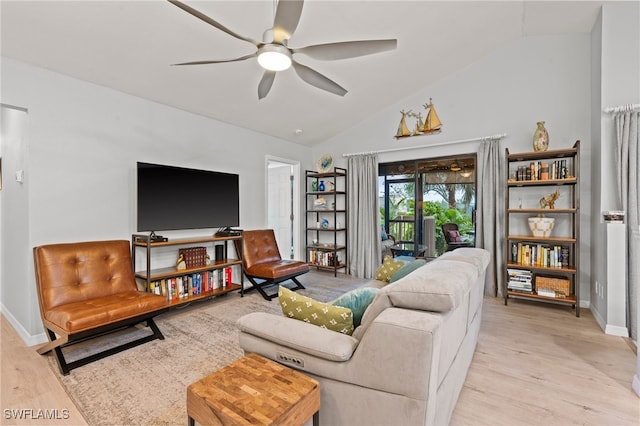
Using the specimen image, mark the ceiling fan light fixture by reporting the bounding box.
[257,44,292,71]
[450,163,461,172]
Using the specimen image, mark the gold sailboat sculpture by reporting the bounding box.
[422,98,442,134]
[394,99,442,139]
[396,110,411,138]
[413,112,424,136]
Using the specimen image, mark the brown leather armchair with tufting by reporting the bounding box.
[238,229,309,301]
[33,240,169,374]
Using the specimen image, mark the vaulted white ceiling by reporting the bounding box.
[1,1,604,146]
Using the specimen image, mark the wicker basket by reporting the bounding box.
[535,276,570,296]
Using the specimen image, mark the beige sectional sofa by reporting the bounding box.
[236,247,490,426]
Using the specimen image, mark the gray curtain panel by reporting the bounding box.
[347,154,381,278]
[476,138,505,297]
[615,110,639,341]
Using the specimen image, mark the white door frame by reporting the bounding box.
[265,156,301,260]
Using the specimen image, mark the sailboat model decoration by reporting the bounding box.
[394,98,443,139]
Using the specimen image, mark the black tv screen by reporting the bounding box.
[137,162,239,232]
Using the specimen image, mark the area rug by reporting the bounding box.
[47,271,370,426]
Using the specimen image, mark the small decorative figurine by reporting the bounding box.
[176,253,186,270]
[539,189,560,209]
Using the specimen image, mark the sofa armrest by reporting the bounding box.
[237,312,359,361]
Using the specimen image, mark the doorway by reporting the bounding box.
[266,158,300,259]
[379,154,477,257]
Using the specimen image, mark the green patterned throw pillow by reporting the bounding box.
[278,286,354,335]
[375,256,405,282]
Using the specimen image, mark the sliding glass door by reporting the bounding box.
[380,154,476,258]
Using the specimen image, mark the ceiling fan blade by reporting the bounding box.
[291,61,347,97]
[168,0,259,46]
[273,0,304,43]
[172,53,256,66]
[258,70,276,99]
[293,39,397,60]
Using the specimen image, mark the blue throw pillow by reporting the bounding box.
[389,259,427,283]
[381,226,389,241]
[332,287,379,327]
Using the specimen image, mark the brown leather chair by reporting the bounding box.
[33,240,169,374]
[239,229,309,301]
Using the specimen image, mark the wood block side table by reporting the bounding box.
[187,352,320,426]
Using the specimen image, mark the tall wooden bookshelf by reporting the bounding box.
[305,167,348,276]
[504,141,580,316]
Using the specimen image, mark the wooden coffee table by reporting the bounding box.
[187,352,320,425]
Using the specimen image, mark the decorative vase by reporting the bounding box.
[311,181,318,191]
[318,181,325,191]
[532,121,549,152]
[528,217,555,237]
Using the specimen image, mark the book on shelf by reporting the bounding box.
[536,288,557,298]
[513,159,570,182]
[178,246,208,269]
[308,249,340,267]
[510,243,570,268]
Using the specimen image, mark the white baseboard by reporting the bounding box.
[590,304,630,337]
[605,324,630,337]
[0,303,47,347]
[591,305,607,332]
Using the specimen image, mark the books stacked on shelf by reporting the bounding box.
[178,246,208,268]
[146,267,234,301]
[514,160,570,181]
[511,242,569,268]
[507,268,533,293]
[309,250,340,267]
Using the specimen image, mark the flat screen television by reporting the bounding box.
[136,162,239,232]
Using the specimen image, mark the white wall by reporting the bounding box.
[0,58,313,343]
[314,34,593,305]
[0,105,33,338]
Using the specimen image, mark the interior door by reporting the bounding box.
[267,162,293,259]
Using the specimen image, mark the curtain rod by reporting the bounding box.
[604,103,640,113]
[342,133,507,158]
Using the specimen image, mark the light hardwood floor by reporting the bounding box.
[1,297,638,426]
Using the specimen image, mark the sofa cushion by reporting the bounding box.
[384,259,477,312]
[332,287,379,327]
[375,256,405,282]
[278,286,354,335]
[389,259,427,283]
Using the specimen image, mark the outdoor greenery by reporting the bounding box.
[381,181,475,255]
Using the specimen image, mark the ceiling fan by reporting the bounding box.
[168,0,397,99]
